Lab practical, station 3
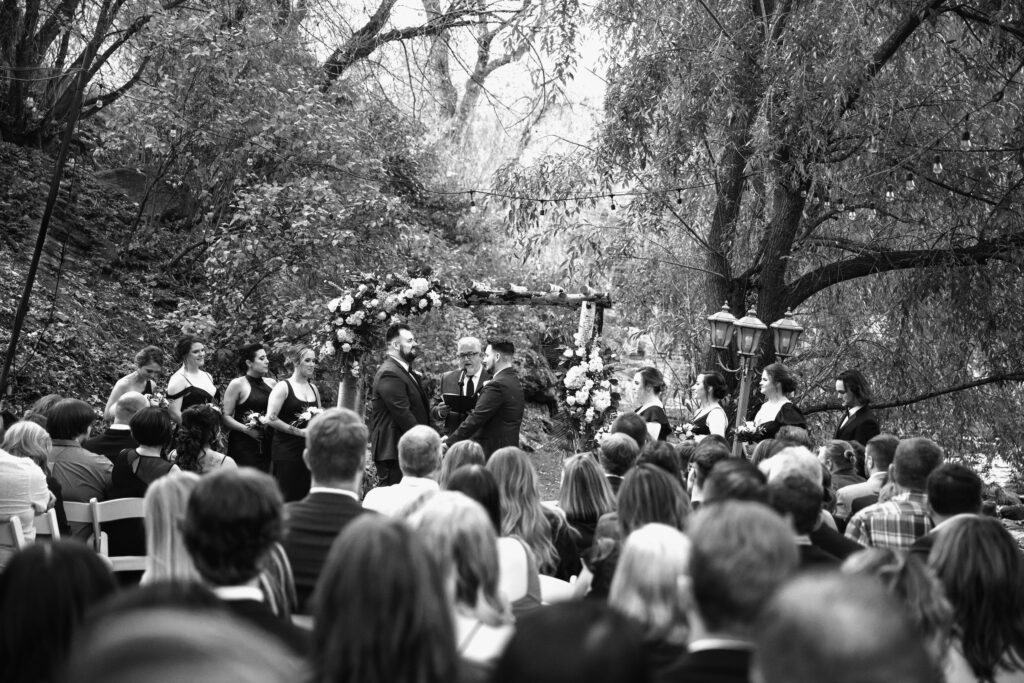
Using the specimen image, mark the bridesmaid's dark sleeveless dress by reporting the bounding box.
[271,381,319,502]
[166,372,217,410]
[228,375,274,472]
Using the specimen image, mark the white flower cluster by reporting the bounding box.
[561,344,616,425]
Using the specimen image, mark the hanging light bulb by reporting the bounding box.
[539,201,546,217]
[932,155,943,175]
[812,192,821,205]
[867,206,877,218]
[800,188,807,198]
[609,194,617,211]
[836,198,846,213]
[676,190,683,205]
[960,129,971,151]
[868,135,879,154]
[847,209,857,220]
[905,173,916,191]
[824,196,832,210]
[469,192,478,213]
[885,186,895,202]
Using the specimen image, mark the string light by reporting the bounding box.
[539,200,546,217]
[675,190,682,205]
[867,206,877,218]
[932,155,943,175]
[905,173,916,192]
[609,194,616,211]
[847,209,857,220]
[836,198,846,213]
[961,114,972,151]
[868,136,879,154]
[824,196,831,210]
[885,186,895,202]
[469,191,478,213]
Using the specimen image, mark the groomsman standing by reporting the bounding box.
[445,339,524,457]
[432,337,491,435]
[369,324,432,486]
[834,369,881,445]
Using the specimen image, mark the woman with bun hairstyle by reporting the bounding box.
[105,346,165,420]
[169,405,237,474]
[222,343,277,471]
[166,335,218,423]
[265,345,321,501]
[633,367,671,442]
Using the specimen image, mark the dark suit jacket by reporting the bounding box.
[447,367,525,457]
[283,490,368,612]
[221,598,308,655]
[432,367,491,434]
[368,356,431,463]
[909,530,937,560]
[83,427,138,462]
[835,407,881,445]
[658,647,752,683]
[809,523,865,560]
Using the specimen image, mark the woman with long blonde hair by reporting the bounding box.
[558,453,615,557]
[487,447,580,580]
[141,471,201,584]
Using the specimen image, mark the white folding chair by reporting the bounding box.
[33,508,62,540]
[63,500,99,550]
[1,516,27,550]
[90,497,147,573]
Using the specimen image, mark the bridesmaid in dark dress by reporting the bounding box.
[265,345,321,502]
[165,335,218,423]
[104,345,164,420]
[221,343,277,472]
[633,367,672,442]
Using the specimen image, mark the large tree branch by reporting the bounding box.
[781,232,1024,308]
[803,371,1024,414]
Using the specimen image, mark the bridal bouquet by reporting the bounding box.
[244,411,269,430]
[144,392,169,409]
[291,406,324,429]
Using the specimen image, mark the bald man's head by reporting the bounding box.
[114,392,149,424]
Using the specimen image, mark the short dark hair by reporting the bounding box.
[927,463,982,517]
[837,369,872,406]
[768,475,823,535]
[134,345,164,367]
[637,367,665,395]
[611,412,648,449]
[775,426,813,449]
[703,458,768,506]
[691,439,731,488]
[173,335,201,364]
[700,371,728,400]
[386,323,410,344]
[236,343,265,373]
[618,464,690,536]
[764,363,797,395]
[446,465,502,532]
[866,433,899,472]
[494,601,648,683]
[599,432,639,477]
[488,339,515,356]
[305,408,366,482]
[893,437,944,491]
[182,469,284,585]
[637,440,683,482]
[129,407,174,448]
[47,399,97,440]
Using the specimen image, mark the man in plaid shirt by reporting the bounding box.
[845,437,944,551]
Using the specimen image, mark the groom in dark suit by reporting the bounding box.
[368,324,432,486]
[834,369,881,445]
[432,336,491,435]
[445,339,524,457]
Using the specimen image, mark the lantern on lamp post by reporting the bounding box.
[707,303,737,350]
[770,310,804,361]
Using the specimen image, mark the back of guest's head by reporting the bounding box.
[760,445,821,485]
[487,447,557,571]
[559,453,616,523]
[838,369,872,406]
[305,407,366,483]
[750,438,778,466]
[841,548,953,660]
[929,515,1024,682]
[686,501,797,634]
[638,440,683,482]
[676,440,696,471]
[0,541,116,683]
[866,433,899,471]
[893,437,944,491]
[850,440,867,477]
[312,515,456,683]
[130,407,174,448]
[754,573,935,683]
[144,471,202,583]
[768,475,823,535]
[113,391,149,424]
[236,342,266,372]
[173,334,201,364]
[27,393,63,423]
[927,463,983,517]
[611,412,648,450]
[494,600,649,683]
[398,425,442,477]
[820,440,856,472]
[174,405,222,473]
[445,465,501,532]
[2,419,52,466]
[691,439,731,489]
[600,432,640,476]
[619,464,690,536]
[407,491,509,625]
[182,468,283,586]
[702,458,768,505]
[134,345,165,368]
[609,524,691,644]
[636,367,665,395]
[66,608,299,683]
[775,425,813,449]
[438,439,485,487]
[47,398,96,440]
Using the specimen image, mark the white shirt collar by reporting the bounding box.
[688,637,752,652]
[637,397,664,413]
[109,424,132,431]
[847,405,863,417]
[398,476,439,490]
[309,486,359,501]
[211,585,264,602]
[464,367,483,384]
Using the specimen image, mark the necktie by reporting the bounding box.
[465,376,474,396]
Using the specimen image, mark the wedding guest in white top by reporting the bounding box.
[363,425,441,516]
[0,444,52,565]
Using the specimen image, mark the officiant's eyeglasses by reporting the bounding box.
[458,352,480,359]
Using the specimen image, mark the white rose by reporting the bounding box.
[377,311,388,321]
[563,349,573,358]
[575,389,589,404]
[339,296,353,313]
[601,380,610,388]
[323,341,336,356]
[585,407,596,422]
[576,348,586,357]
[419,298,428,309]
[328,297,343,312]
[369,298,380,308]
[410,278,430,295]
[357,284,368,295]
[341,343,351,353]
[566,396,576,406]
[345,315,357,325]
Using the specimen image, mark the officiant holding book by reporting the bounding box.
[433,337,491,435]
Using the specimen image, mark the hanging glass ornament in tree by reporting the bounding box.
[932,155,943,175]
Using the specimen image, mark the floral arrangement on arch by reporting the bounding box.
[556,336,620,450]
[318,272,451,375]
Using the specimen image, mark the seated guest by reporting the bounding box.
[768,475,840,568]
[638,440,685,485]
[753,573,936,683]
[818,439,865,491]
[658,501,798,683]
[283,407,370,613]
[686,438,731,508]
[169,404,238,474]
[611,412,649,451]
[599,432,640,494]
[774,425,814,449]
[836,433,898,519]
[494,601,649,683]
[609,524,691,674]
[846,437,943,551]
[23,393,63,427]
[311,515,458,683]
[363,425,441,516]
[910,463,983,559]
[409,492,515,674]
[0,423,55,563]
[438,439,486,488]
[46,397,112,503]
[929,516,1024,683]
[0,541,117,683]
[141,471,201,584]
[182,468,307,655]
[559,452,616,556]
[489,446,581,581]
[701,458,768,506]
[84,391,146,460]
